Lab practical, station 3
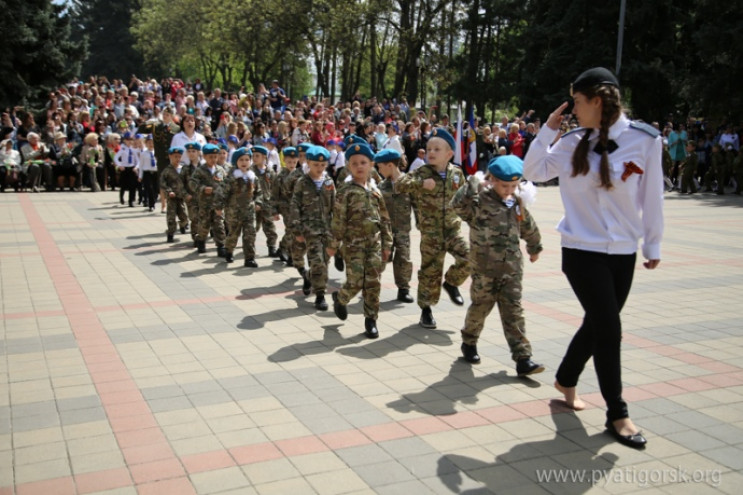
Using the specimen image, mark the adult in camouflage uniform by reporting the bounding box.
[451,155,544,376]
[273,147,300,265]
[215,147,262,267]
[160,147,189,242]
[679,140,697,194]
[704,144,724,193]
[181,143,202,245]
[190,144,227,255]
[139,107,180,212]
[290,145,336,310]
[375,149,414,303]
[328,143,393,338]
[250,146,279,257]
[395,128,470,329]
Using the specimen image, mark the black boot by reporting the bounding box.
[300,269,312,295]
[443,281,464,305]
[192,238,198,248]
[397,289,414,303]
[197,240,206,253]
[332,292,347,321]
[216,245,226,258]
[225,252,234,263]
[268,246,279,258]
[419,306,436,329]
[277,249,288,262]
[364,318,379,339]
[314,292,328,310]
[461,343,481,364]
[244,259,258,268]
[334,253,344,272]
[180,226,187,234]
[286,256,293,267]
[167,234,174,243]
[516,358,545,377]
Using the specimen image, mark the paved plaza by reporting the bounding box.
[1,186,742,494]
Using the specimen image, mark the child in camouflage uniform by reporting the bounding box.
[395,128,470,329]
[189,144,227,256]
[375,148,414,303]
[251,146,280,257]
[328,143,393,338]
[273,147,299,266]
[181,143,202,246]
[290,145,336,310]
[451,155,544,376]
[160,146,189,242]
[290,143,312,285]
[215,147,262,267]
[679,140,698,194]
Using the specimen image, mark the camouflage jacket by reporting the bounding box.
[181,161,201,198]
[189,164,227,205]
[330,180,393,252]
[251,165,277,215]
[395,163,464,237]
[215,169,262,217]
[379,175,412,235]
[272,166,293,214]
[451,176,542,277]
[160,165,186,199]
[290,172,336,241]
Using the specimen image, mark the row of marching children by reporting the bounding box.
[153,129,546,378]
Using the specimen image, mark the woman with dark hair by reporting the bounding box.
[523,67,664,449]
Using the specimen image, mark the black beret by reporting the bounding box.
[571,67,619,96]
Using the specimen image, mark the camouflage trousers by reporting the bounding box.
[225,209,256,260]
[186,199,199,239]
[256,209,278,248]
[278,207,293,256]
[338,241,384,319]
[381,232,412,290]
[417,231,470,308]
[306,234,329,294]
[197,201,225,245]
[291,233,308,270]
[165,197,188,235]
[461,270,532,361]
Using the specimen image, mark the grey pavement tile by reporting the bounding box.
[140,385,184,400]
[699,445,743,470]
[56,395,102,412]
[666,430,726,451]
[59,407,107,425]
[180,380,224,395]
[670,410,723,429]
[397,452,459,479]
[637,398,690,415]
[188,390,233,407]
[354,459,419,487]
[12,413,61,432]
[6,342,44,355]
[700,424,743,445]
[637,416,690,435]
[11,401,58,419]
[379,437,437,459]
[336,444,394,467]
[147,396,193,412]
[226,385,271,401]
[217,376,261,390]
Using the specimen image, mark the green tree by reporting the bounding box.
[0,0,86,107]
[70,0,146,79]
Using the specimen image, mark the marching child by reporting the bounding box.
[251,145,280,257]
[273,146,299,265]
[451,155,544,376]
[375,148,414,303]
[328,143,392,338]
[189,144,227,255]
[160,147,189,242]
[215,147,262,267]
[395,128,470,329]
[182,143,202,245]
[290,145,336,310]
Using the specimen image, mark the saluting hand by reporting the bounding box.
[546,102,569,131]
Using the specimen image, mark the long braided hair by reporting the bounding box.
[571,85,622,190]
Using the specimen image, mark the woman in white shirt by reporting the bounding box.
[523,67,663,449]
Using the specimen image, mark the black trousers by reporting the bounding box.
[142,171,158,208]
[556,247,636,422]
[119,168,137,205]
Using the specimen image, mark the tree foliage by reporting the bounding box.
[0,0,86,107]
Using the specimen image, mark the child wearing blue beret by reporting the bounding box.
[451,154,544,375]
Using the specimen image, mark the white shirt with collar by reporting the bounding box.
[114,144,139,169]
[138,148,158,179]
[523,114,664,260]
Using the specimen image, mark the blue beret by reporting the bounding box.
[266,137,277,146]
[227,135,239,144]
[202,143,220,155]
[297,142,312,153]
[184,142,201,151]
[218,143,228,151]
[145,134,153,141]
[430,127,455,150]
[374,149,401,163]
[122,131,133,140]
[168,146,184,154]
[283,147,298,158]
[135,133,144,140]
[344,143,374,161]
[252,145,268,156]
[344,134,368,147]
[231,147,252,166]
[487,155,523,181]
[217,137,227,146]
[306,145,331,162]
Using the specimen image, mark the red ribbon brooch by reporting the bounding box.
[621,161,644,182]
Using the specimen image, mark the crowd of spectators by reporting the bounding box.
[1,74,740,193]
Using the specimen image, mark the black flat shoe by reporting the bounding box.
[442,281,464,305]
[461,343,480,364]
[605,420,647,449]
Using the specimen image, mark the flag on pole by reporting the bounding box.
[466,107,478,175]
[454,103,463,167]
